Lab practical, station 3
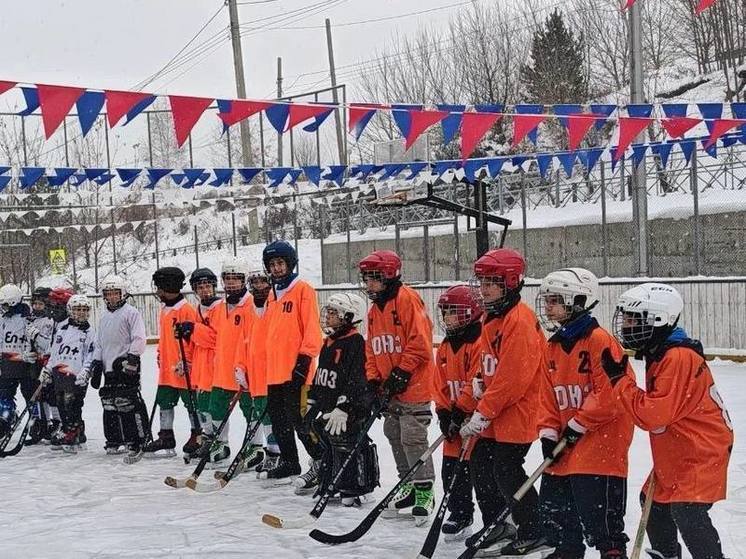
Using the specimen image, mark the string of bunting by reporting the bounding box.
[623,0,718,13]
[0,80,744,160]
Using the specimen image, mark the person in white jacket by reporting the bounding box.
[90,276,148,455]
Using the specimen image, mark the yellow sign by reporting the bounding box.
[49,249,67,274]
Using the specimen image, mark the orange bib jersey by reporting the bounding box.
[432,325,482,457]
[263,279,323,386]
[236,306,269,397]
[614,345,733,503]
[190,299,221,392]
[157,298,197,389]
[472,300,544,444]
[365,284,435,404]
[537,322,634,477]
[212,292,257,392]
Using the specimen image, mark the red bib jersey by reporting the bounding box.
[212,292,256,392]
[614,344,733,503]
[157,298,197,389]
[190,298,221,392]
[537,321,634,477]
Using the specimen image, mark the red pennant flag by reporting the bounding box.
[622,0,636,9]
[0,81,16,97]
[705,118,746,148]
[511,114,546,147]
[105,90,154,127]
[405,109,448,150]
[566,115,599,151]
[286,103,332,132]
[219,100,271,128]
[37,84,85,139]
[460,112,502,159]
[695,0,718,14]
[661,116,702,138]
[614,117,653,161]
[348,103,384,133]
[169,95,213,147]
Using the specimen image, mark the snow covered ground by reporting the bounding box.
[1,349,744,559]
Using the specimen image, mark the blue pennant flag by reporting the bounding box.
[20,167,45,189]
[511,155,529,169]
[610,152,623,172]
[626,104,653,118]
[661,104,688,118]
[209,168,233,187]
[183,168,206,187]
[437,104,465,144]
[48,167,77,187]
[553,104,582,129]
[391,104,422,138]
[216,99,232,133]
[651,142,674,168]
[515,104,544,144]
[70,173,87,186]
[722,135,739,148]
[237,167,262,183]
[94,173,114,185]
[535,154,553,179]
[302,166,321,186]
[697,103,723,134]
[146,168,172,189]
[18,87,39,116]
[265,104,290,134]
[302,108,334,132]
[124,95,156,126]
[84,168,108,182]
[0,176,11,192]
[631,144,648,168]
[474,104,503,114]
[323,165,346,185]
[577,148,604,172]
[701,139,717,158]
[198,172,210,185]
[432,160,459,178]
[116,168,142,187]
[287,169,303,185]
[557,152,576,177]
[464,159,488,183]
[380,163,406,181]
[266,167,291,187]
[678,140,695,164]
[590,104,616,129]
[170,173,186,186]
[486,157,506,177]
[76,91,105,137]
[406,162,429,180]
[732,103,746,135]
[0,167,9,175]
[350,164,377,180]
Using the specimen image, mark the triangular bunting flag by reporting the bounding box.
[553,104,582,129]
[406,162,429,180]
[432,160,459,178]
[512,114,545,147]
[535,154,553,179]
[475,104,503,114]
[48,167,77,186]
[323,165,346,185]
[171,173,186,186]
[70,173,87,186]
[704,119,745,148]
[37,84,85,139]
[94,173,114,185]
[460,112,502,159]
[0,81,15,96]
[557,152,576,177]
[391,104,422,138]
[701,139,717,158]
[266,167,291,187]
[661,104,688,118]
[20,167,45,189]
[116,168,142,187]
[0,176,12,192]
[209,168,233,187]
[697,103,723,134]
[84,168,108,181]
[631,144,648,167]
[678,140,696,165]
[622,0,636,8]
[722,135,739,147]
[695,0,718,14]
[405,109,448,150]
[589,104,616,129]
[514,105,544,144]
[661,116,702,138]
[76,90,105,137]
[105,90,154,127]
[286,103,333,132]
[614,117,652,160]
[463,159,488,183]
[18,87,40,116]
[265,103,290,134]
[183,168,206,187]
[610,152,623,172]
[123,95,156,125]
[302,108,334,132]
[651,142,674,168]
[146,168,172,189]
[237,167,262,183]
[0,167,10,175]
[348,103,381,140]
[567,115,598,150]
[169,95,213,147]
[380,163,406,181]
[287,169,303,185]
[626,104,654,118]
[486,157,506,177]
[437,104,465,144]
[302,166,322,186]
[512,155,530,169]
[217,99,271,128]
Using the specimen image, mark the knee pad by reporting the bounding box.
[320,438,380,496]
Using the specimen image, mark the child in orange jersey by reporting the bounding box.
[535,268,634,559]
[460,248,547,556]
[359,250,437,525]
[143,267,199,457]
[432,285,483,540]
[604,283,733,559]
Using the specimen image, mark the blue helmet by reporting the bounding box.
[263,240,298,273]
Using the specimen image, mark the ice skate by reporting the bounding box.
[293,459,320,495]
[181,428,201,458]
[341,493,374,507]
[411,481,435,526]
[142,429,177,458]
[258,459,301,487]
[492,536,551,558]
[442,512,473,541]
[465,522,517,556]
[202,441,231,470]
[105,443,127,455]
[381,481,415,518]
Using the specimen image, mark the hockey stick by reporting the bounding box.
[415,436,473,559]
[262,398,389,529]
[309,434,446,545]
[122,397,158,465]
[187,405,268,492]
[457,439,569,559]
[630,474,656,559]
[0,383,43,457]
[163,391,243,489]
[176,335,202,444]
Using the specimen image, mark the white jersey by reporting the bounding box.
[48,321,96,376]
[28,314,54,356]
[1,306,33,362]
[92,303,147,371]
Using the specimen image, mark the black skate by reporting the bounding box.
[341,493,374,507]
[645,547,681,559]
[544,551,583,559]
[442,512,473,541]
[255,449,280,473]
[241,444,265,472]
[382,481,416,518]
[465,522,517,556]
[61,426,86,454]
[49,423,65,452]
[182,429,202,458]
[293,459,320,495]
[495,536,552,558]
[258,459,301,487]
[24,418,47,446]
[203,441,231,470]
[142,429,177,458]
[105,442,127,455]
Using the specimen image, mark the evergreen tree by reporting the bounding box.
[520,10,588,104]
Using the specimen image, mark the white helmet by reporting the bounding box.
[221,256,248,279]
[536,268,599,331]
[612,282,683,350]
[100,275,128,298]
[0,284,23,308]
[67,294,91,324]
[321,292,366,334]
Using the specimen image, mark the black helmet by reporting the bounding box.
[152,267,185,293]
[31,287,52,304]
[262,240,298,274]
[190,268,218,289]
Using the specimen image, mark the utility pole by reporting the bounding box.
[325,18,346,165]
[228,0,254,165]
[277,57,283,166]
[629,1,648,276]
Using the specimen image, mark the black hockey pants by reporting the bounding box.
[645,496,723,559]
[442,454,475,521]
[267,381,322,467]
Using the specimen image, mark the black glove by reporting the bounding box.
[174,321,194,341]
[382,367,411,397]
[437,408,452,439]
[541,437,560,460]
[449,407,467,438]
[300,405,320,436]
[562,424,584,446]
[123,353,141,375]
[601,348,629,387]
[89,359,104,389]
[291,354,312,389]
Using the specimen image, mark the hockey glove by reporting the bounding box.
[38,367,52,387]
[173,360,190,377]
[300,404,320,435]
[174,321,194,341]
[471,374,485,400]
[290,354,312,389]
[601,348,629,387]
[22,350,38,363]
[123,354,141,375]
[541,437,561,461]
[234,366,249,390]
[89,359,104,389]
[437,408,453,439]
[562,423,584,446]
[323,407,348,437]
[25,323,40,342]
[382,367,411,397]
[75,368,91,387]
[449,407,468,438]
[459,411,490,437]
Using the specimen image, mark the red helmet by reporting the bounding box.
[473,248,525,290]
[358,250,402,280]
[437,285,482,334]
[48,287,74,306]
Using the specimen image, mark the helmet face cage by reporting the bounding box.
[248,272,271,299]
[68,302,91,324]
[438,302,476,335]
[102,288,125,310]
[192,278,217,301]
[469,275,507,312]
[222,272,246,295]
[612,307,658,350]
[359,270,387,301]
[535,292,574,332]
[320,305,345,335]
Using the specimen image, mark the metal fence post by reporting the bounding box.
[152,192,160,270]
[346,212,351,283]
[453,212,460,281]
[554,170,560,207]
[423,224,430,282]
[691,149,701,275]
[110,208,117,275]
[319,205,325,284]
[194,225,199,269]
[520,177,528,256]
[600,161,609,277]
[232,212,237,257]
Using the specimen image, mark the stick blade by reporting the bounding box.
[262,513,316,530]
[188,478,227,493]
[164,476,189,489]
[308,527,360,545]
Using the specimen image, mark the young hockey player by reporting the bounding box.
[91,275,149,456]
[143,266,199,457]
[432,285,483,540]
[23,287,55,444]
[535,268,634,559]
[294,292,379,505]
[38,295,96,453]
[359,249,436,525]
[259,240,323,482]
[44,287,74,449]
[603,283,733,559]
[462,248,546,555]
